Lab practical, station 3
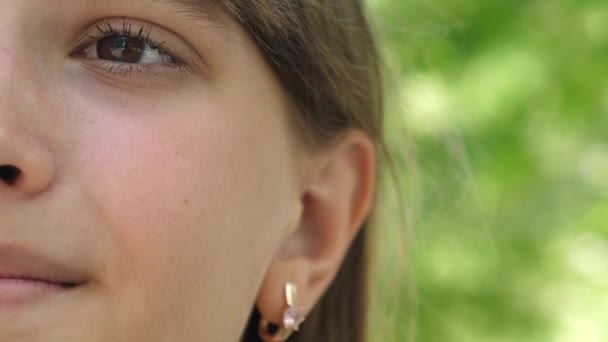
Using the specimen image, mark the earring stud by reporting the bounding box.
[258,282,305,342]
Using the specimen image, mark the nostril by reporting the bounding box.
[0,165,21,185]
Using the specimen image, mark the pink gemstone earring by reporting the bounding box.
[258,282,305,342]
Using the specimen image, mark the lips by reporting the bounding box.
[0,246,86,285]
[0,245,87,307]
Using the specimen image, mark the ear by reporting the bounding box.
[255,128,376,326]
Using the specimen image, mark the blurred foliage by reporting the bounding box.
[367,1,608,341]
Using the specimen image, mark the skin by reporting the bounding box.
[0,1,376,341]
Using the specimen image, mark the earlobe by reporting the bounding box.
[258,282,306,341]
[255,128,376,332]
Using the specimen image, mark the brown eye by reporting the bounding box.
[75,21,188,77]
[97,36,146,63]
[81,33,170,65]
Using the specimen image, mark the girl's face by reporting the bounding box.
[0,1,311,341]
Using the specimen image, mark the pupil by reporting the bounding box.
[97,36,145,63]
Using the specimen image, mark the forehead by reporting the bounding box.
[88,0,230,24]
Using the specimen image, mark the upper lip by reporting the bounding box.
[0,244,87,286]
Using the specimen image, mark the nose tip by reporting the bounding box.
[0,127,55,196]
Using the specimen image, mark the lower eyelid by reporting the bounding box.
[79,58,192,83]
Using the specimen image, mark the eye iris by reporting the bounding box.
[97,36,145,63]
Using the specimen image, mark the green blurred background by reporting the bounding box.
[367,0,608,341]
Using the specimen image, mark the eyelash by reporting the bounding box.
[75,18,190,77]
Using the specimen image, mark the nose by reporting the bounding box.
[0,125,55,196]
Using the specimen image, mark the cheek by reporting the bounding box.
[64,93,293,338]
[75,102,235,275]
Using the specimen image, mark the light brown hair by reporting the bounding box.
[210,1,384,341]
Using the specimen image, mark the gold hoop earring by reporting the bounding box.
[258,282,305,342]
